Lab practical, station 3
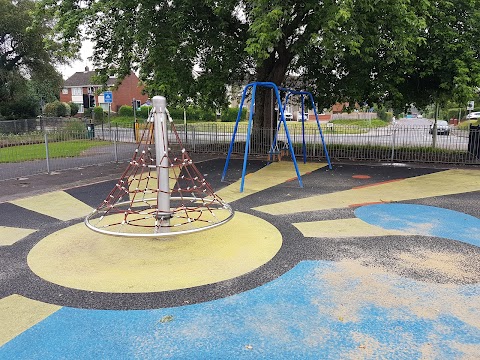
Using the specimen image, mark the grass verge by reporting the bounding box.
[0,139,110,163]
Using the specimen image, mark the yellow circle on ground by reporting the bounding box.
[27,212,282,293]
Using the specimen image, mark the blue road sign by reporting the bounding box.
[104,91,113,103]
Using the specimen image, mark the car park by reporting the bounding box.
[466,112,480,120]
[429,120,450,135]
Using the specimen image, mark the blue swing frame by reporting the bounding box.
[221,82,331,192]
[280,88,332,169]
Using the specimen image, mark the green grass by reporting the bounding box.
[457,119,479,130]
[0,139,110,163]
[330,118,389,128]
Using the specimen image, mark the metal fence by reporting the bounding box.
[0,122,478,181]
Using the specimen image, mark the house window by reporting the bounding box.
[88,86,96,94]
[72,87,82,96]
[77,104,84,114]
[100,103,110,112]
[62,88,68,95]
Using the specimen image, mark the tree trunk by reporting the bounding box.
[250,45,293,153]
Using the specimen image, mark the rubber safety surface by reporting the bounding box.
[0,158,479,359]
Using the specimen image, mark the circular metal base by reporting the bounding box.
[85,197,234,237]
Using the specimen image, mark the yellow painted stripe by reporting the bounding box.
[0,226,36,246]
[254,169,480,215]
[218,162,327,203]
[293,218,411,238]
[11,191,93,221]
[0,295,61,346]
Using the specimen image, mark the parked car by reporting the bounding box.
[296,111,309,121]
[284,111,294,120]
[466,111,480,120]
[429,120,450,135]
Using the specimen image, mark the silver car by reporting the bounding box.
[429,120,450,135]
[466,112,480,120]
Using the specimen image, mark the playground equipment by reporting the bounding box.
[85,96,234,237]
[222,82,332,192]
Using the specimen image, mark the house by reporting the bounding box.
[60,67,149,114]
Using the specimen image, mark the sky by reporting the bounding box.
[57,40,94,80]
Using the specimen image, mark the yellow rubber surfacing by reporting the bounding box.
[294,218,412,238]
[255,169,480,215]
[217,162,326,203]
[11,191,93,221]
[0,295,60,347]
[0,226,36,246]
[27,212,282,293]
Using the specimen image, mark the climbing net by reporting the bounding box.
[85,104,234,237]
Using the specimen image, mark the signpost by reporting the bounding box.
[467,101,474,111]
[104,91,113,148]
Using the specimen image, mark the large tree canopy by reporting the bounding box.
[0,0,63,118]
[43,0,480,126]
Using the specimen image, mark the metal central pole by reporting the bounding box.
[153,96,170,227]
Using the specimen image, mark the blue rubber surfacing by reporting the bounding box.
[355,203,480,247]
[1,260,479,359]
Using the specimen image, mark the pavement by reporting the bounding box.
[0,154,479,359]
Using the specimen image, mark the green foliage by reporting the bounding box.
[44,101,71,117]
[385,112,393,122]
[93,106,104,121]
[376,108,387,121]
[69,102,79,116]
[58,102,71,117]
[1,0,63,119]
[221,107,246,122]
[166,106,216,122]
[42,0,480,134]
[0,97,39,119]
[137,106,152,119]
[118,105,134,117]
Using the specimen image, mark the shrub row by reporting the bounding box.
[43,101,81,117]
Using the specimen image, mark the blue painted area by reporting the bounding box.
[1,261,479,359]
[355,204,480,247]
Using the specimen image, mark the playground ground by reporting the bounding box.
[0,156,479,359]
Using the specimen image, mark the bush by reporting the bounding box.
[43,101,58,116]
[93,106,104,122]
[385,111,393,122]
[376,108,387,121]
[69,102,79,116]
[118,105,134,117]
[84,108,92,118]
[44,101,71,117]
[221,107,246,122]
[168,107,184,120]
[0,97,39,119]
[166,106,216,122]
[137,105,152,119]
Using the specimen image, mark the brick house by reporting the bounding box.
[60,67,149,114]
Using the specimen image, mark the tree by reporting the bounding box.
[42,1,479,138]
[392,0,480,146]
[0,0,63,118]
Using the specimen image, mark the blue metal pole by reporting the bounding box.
[309,93,332,169]
[301,94,306,163]
[240,84,257,192]
[273,87,303,188]
[222,84,252,182]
